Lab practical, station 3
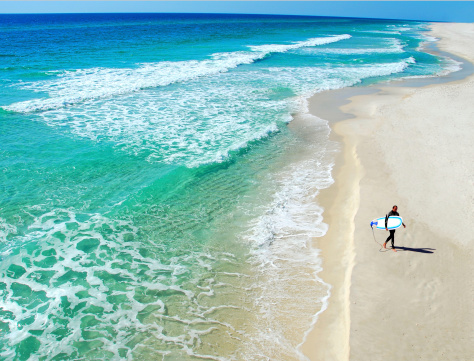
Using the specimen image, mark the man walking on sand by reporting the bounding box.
[384,205,406,252]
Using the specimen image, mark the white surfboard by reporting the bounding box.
[370,216,403,230]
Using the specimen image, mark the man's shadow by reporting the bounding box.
[395,246,436,254]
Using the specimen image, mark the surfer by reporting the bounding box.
[384,205,406,252]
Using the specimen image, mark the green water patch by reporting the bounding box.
[0,112,178,229]
[15,336,41,361]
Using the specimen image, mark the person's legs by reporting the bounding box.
[384,230,396,250]
[389,230,395,248]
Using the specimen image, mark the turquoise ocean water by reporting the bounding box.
[0,13,457,360]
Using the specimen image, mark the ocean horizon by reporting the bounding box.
[0,13,457,360]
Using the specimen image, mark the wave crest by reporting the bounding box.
[3,35,351,114]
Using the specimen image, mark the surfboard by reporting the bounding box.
[370,216,403,230]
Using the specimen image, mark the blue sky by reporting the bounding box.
[1,1,474,22]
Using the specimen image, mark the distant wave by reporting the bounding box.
[3,35,351,114]
[301,38,406,55]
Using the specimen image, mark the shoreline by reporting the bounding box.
[302,22,474,360]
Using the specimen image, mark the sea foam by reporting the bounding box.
[0,207,253,360]
[237,112,336,359]
[25,58,414,168]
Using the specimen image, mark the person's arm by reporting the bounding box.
[385,213,389,230]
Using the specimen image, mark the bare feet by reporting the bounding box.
[383,242,387,249]
[392,247,397,252]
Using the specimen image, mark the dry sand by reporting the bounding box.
[302,23,474,361]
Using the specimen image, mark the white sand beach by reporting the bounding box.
[302,22,474,360]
